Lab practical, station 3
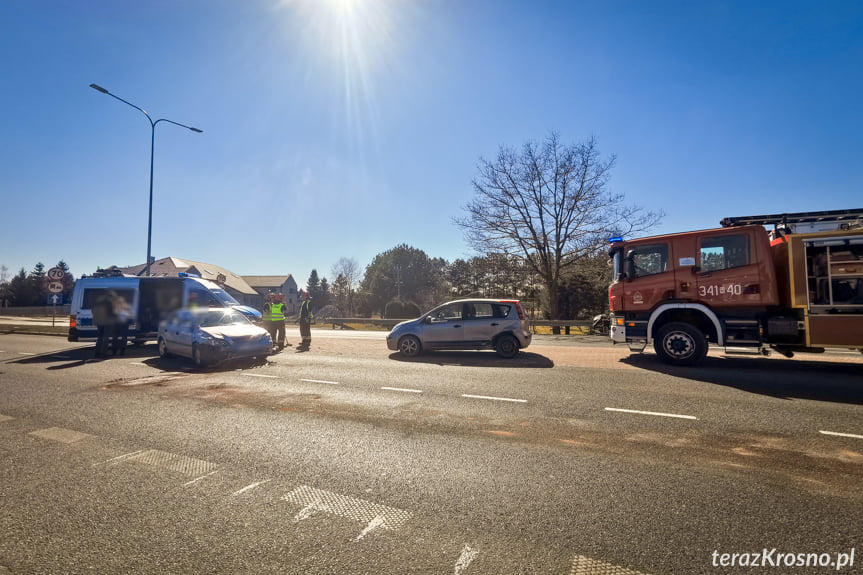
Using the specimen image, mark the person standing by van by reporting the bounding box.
[92,290,116,358]
[111,294,133,356]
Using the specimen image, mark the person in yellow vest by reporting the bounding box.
[262,293,290,351]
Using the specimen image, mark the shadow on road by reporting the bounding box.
[388,350,554,368]
[7,344,269,373]
[620,353,863,405]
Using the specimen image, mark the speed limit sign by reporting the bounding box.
[47,267,66,281]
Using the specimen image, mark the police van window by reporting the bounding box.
[82,288,135,309]
[630,244,669,278]
[700,234,750,272]
[188,286,220,307]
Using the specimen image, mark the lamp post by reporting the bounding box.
[89,84,202,277]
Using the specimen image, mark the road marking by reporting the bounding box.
[604,407,697,420]
[129,362,148,366]
[95,450,147,466]
[381,386,423,394]
[29,427,93,443]
[820,430,863,440]
[0,414,13,423]
[184,469,220,486]
[461,394,527,403]
[284,485,412,541]
[17,352,35,356]
[455,544,479,574]
[242,373,279,379]
[571,554,654,575]
[232,479,271,496]
[300,379,340,385]
[116,449,218,477]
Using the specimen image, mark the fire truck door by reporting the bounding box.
[622,241,675,310]
[694,231,764,307]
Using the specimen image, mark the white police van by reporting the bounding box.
[68,273,261,343]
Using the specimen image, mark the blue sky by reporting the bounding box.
[1,0,861,288]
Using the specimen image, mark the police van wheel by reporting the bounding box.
[654,322,707,366]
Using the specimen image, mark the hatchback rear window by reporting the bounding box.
[492,304,512,318]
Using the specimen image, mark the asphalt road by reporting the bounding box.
[0,332,861,574]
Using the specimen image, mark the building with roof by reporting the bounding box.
[241,276,299,313]
[115,257,288,311]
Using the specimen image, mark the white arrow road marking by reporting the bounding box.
[354,515,385,541]
[284,485,412,540]
[454,544,479,574]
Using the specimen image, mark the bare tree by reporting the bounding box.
[331,257,361,315]
[456,132,661,320]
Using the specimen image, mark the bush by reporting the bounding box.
[385,300,421,319]
[313,305,342,321]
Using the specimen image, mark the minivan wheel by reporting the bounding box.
[494,334,519,358]
[158,337,171,358]
[398,335,421,358]
[192,344,206,367]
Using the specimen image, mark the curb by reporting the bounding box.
[0,324,68,336]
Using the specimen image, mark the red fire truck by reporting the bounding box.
[607,209,863,365]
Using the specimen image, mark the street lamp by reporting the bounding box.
[89,83,203,277]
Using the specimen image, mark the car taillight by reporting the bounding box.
[69,315,76,328]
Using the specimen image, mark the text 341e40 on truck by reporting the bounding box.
[607,208,863,366]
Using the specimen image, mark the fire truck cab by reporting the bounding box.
[608,209,863,365]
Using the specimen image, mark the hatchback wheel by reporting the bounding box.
[494,334,519,358]
[398,335,421,358]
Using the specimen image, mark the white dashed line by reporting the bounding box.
[242,373,279,379]
[184,469,220,486]
[232,479,271,496]
[605,407,697,420]
[129,362,148,366]
[461,394,527,403]
[820,430,863,440]
[381,387,423,394]
[17,352,35,356]
[300,378,340,385]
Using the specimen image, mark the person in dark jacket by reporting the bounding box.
[92,291,116,358]
[297,292,313,351]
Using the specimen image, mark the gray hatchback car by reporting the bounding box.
[386,299,532,358]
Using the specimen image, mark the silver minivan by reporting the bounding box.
[386,299,532,358]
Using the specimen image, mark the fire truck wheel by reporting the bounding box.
[654,322,707,366]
